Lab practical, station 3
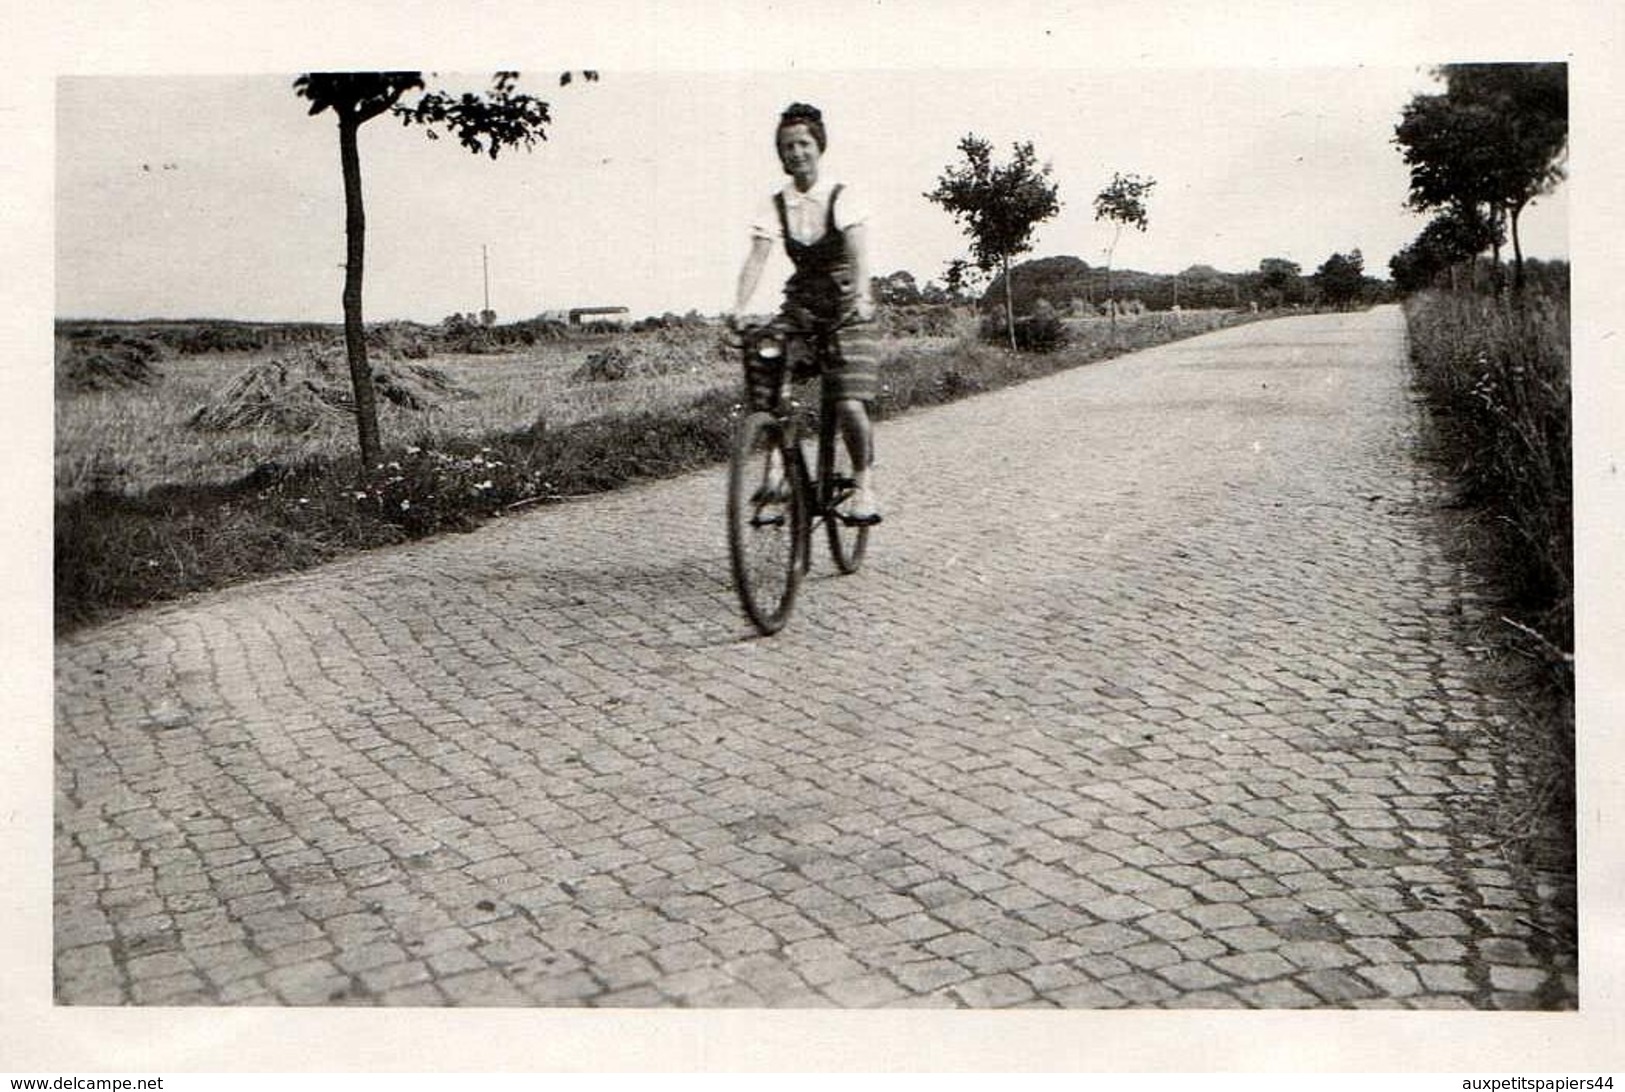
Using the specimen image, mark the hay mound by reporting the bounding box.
[57,334,164,392]
[372,362,478,410]
[571,345,636,382]
[569,330,719,383]
[189,345,477,432]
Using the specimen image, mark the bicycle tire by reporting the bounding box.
[728,411,803,634]
[821,411,870,575]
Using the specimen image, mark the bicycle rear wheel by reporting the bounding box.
[728,411,803,634]
[821,414,870,575]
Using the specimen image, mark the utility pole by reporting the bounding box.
[480,244,496,327]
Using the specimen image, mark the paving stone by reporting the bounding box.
[820,973,909,1007]
[439,968,532,1005]
[1398,910,1473,938]
[1278,940,1361,971]
[1072,953,1133,981]
[1357,963,1423,997]
[1104,972,1182,1005]
[893,958,973,993]
[1048,981,1129,1008]
[1297,968,1380,1004]
[1489,966,1550,993]
[1417,964,1477,993]
[1182,902,1257,931]
[960,944,1037,976]
[1478,937,1540,966]
[264,959,349,1005]
[1409,937,1469,963]
[1157,961,1235,991]
[1213,951,1296,982]
[130,971,211,1005]
[952,973,1038,1008]
[1349,937,1411,965]
[1171,936,1226,963]
[1335,910,1404,937]
[1115,941,1180,972]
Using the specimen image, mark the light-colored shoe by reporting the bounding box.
[752,452,789,505]
[845,484,882,525]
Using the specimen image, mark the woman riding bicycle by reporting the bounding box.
[729,102,882,524]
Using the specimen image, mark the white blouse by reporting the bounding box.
[750,177,871,245]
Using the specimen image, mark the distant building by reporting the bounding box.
[568,306,629,326]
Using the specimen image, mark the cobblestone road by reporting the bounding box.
[53,307,1577,1008]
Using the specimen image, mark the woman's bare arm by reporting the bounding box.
[733,237,774,317]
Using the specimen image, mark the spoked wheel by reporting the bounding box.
[728,412,803,634]
[821,415,871,575]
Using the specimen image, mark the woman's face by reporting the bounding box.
[776,124,822,186]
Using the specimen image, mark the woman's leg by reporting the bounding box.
[828,321,881,519]
[835,397,873,476]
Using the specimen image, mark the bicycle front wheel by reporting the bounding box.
[822,416,870,575]
[728,412,803,634]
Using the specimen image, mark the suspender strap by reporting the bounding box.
[774,184,846,244]
[773,191,790,242]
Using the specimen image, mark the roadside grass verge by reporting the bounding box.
[1402,286,1573,921]
[56,307,1263,632]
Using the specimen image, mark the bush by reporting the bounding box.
[979,301,1068,353]
[167,323,268,355]
[877,304,964,339]
[349,444,534,535]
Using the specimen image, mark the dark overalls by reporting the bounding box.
[772,183,879,406]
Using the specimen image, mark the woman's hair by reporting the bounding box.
[777,102,827,152]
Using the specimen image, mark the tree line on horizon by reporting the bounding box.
[871,250,1392,316]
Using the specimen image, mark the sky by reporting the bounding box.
[55,65,1569,325]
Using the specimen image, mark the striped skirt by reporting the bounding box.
[743,316,881,411]
[818,320,880,405]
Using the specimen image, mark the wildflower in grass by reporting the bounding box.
[400,499,410,511]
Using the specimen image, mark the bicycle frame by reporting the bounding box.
[744,324,860,532]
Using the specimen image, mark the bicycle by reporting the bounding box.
[726,320,875,635]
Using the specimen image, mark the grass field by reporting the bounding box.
[55,328,738,502]
[55,307,1261,630]
[1401,284,1573,929]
